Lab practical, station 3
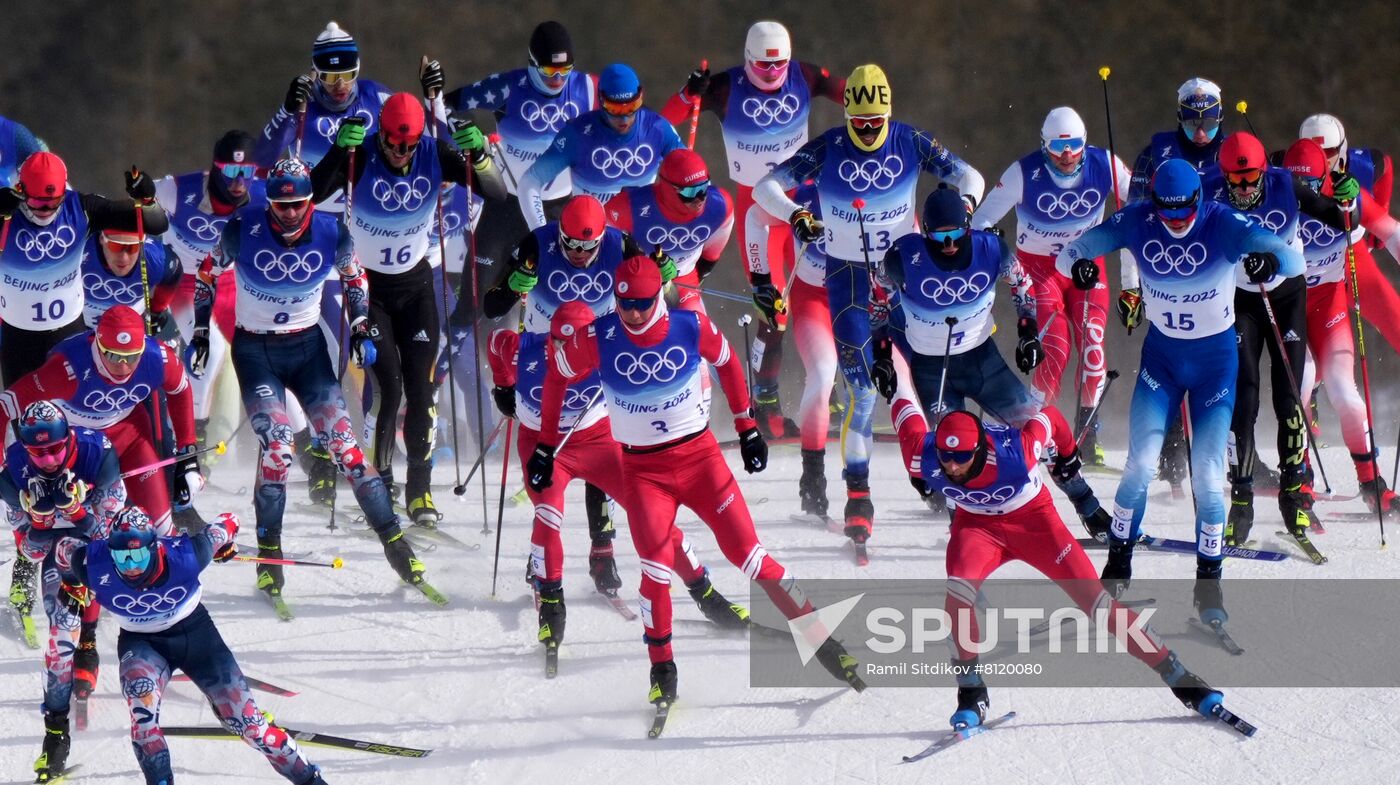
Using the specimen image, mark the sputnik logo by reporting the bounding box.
[787,593,864,665]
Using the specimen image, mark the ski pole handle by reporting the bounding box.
[687,59,707,150]
[120,441,227,479]
[233,554,344,569]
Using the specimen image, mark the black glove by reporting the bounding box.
[152,309,177,342]
[1050,448,1084,484]
[351,319,381,368]
[750,272,781,326]
[871,339,896,402]
[125,166,155,202]
[284,74,314,114]
[172,445,202,510]
[420,58,445,98]
[51,471,87,518]
[1242,252,1278,284]
[1070,257,1100,291]
[60,581,91,617]
[738,427,768,474]
[790,208,824,244]
[187,327,211,376]
[1014,317,1043,373]
[685,66,711,99]
[526,444,556,492]
[492,385,517,419]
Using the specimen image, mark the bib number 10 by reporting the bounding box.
[379,246,415,266]
[31,300,65,323]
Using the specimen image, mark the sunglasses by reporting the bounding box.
[1181,116,1221,135]
[24,440,68,459]
[111,546,152,574]
[617,296,656,311]
[1302,176,1324,193]
[25,195,63,210]
[535,62,574,78]
[270,198,310,211]
[938,449,976,464]
[603,95,644,118]
[926,227,967,244]
[752,59,789,73]
[100,347,143,365]
[676,181,710,202]
[1157,205,1198,222]
[559,234,602,252]
[1322,146,1343,160]
[217,162,257,179]
[317,68,358,86]
[1045,137,1086,156]
[848,115,887,132]
[1225,169,1263,187]
[382,135,421,156]
[103,237,142,255]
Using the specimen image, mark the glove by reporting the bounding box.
[1117,288,1143,330]
[508,262,538,294]
[869,295,891,331]
[172,445,203,511]
[334,116,367,149]
[1331,171,1361,203]
[526,444,556,492]
[790,208,824,244]
[451,119,487,162]
[60,581,91,617]
[1014,317,1043,373]
[350,318,380,368]
[737,427,768,473]
[125,166,155,203]
[52,472,88,518]
[1242,252,1278,284]
[420,58,445,98]
[492,385,517,419]
[1050,448,1084,484]
[871,339,896,403]
[650,247,678,285]
[1069,257,1100,291]
[152,309,177,342]
[211,512,239,562]
[187,327,211,376]
[283,75,314,114]
[685,66,711,99]
[19,481,56,528]
[750,272,781,326]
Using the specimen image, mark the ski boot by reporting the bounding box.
[755,385,798,439]
[843,479,874,543]
[10,555,37,616]
[1225,483,1254,547]
[1100,538,1134,598]
[407,492,441,529]
[173,505,207,535]
[799,449,829,519]
[33,710,71,782]
[537,582,566,647]
[1052,452,1112,540]
[1080,506,1112,541]
[1279,469,1315,537]
[72,623,99,699]
[300,765,330,785]
[949,659,989,728]
[303,443,337,507]
[588,542,623,595]
[1158,420,1189,498]
[1076,406,1106,466]
[649,659,678,705]
[1154,651,1223,717]
[814,637,866,691]
[381,531,426,585]
[1359,473,1400,516]
[255,540,286,598]
[686,569,750,629]
[1193,559,1227,626]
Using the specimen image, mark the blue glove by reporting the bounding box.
[351,319,380,368]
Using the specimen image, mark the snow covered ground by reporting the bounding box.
[3,441,1398,784]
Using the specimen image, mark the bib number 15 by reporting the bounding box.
[1161,311,1195,331]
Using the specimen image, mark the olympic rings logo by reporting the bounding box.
[590,145,655,179]
[918,271,992,306]
[1243,209,1289,234]
[644,224,712,251]
[83,273,143,303]
[251,249,322,283]
[740,95,801,127]
[185,214,228,243]
[941,484,1019,506]
[370,176,433,212]
[836,155,905,192]
[81,384,152,415]
[613,347,688,384]
[14,226,77,261]
[1298,217,1341,246]
[546,270,613,303]
[1034,189,1102,220]
[315,109,374,141]
[1140,240,1208,276]
[441,208,463,236]
[520,99,579,133]
[111,585,188,615]
[525,383,600,410]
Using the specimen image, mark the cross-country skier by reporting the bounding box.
[530,257,863,711]
[488,302,748,667]
[57,507,330,785]
[902,402,1228,729]
[1200,131,1352,544]
[191,158,440,607]
[311,79,505,525]
[79,228,181,329]
[1,403,127,781]
[0,114,47,186]
[753,63,985,546]
[604,148,733,314]
[1057,158,1303,626]
[971,107,1132,463]
[517,63,683,229]
[658,21,846,436]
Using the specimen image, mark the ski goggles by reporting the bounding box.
[382,133,421,156]
[102,236,143,255]
[1156,204,1198,222]
[1044,137,1086,156]
[317,67,358,86]
[24,194,63,210]
[847,115,887,133]
[216,162,257,179]
[100,345,143,365]
[559,234,602,253]
[926,226,967,244]
[751,59,789,74]
[533,62,574,78]
[675,180,710,202]
[602,95,644,118]
[937,448,977,464]
[24,440,68,461]
[1180,116,1221,137]
[1300,176,1324,193]
[269,197,311,211]
[617,295,656,311]
[1225,169,1263,188]
[111,545,152,574]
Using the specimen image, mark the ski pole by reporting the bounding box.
[233,554,344,569]
[933,316,959,423]
[488,417,513,589]
[738,314,757,394]
[295,79,308,159]
[1235,101,1259,138]
[458,417,509,491]
[1256,282,1332,493]
[1341,208,1389,547]
[120,441,228,479]
[1074,369,1120,446]
[554,387,605,457]
[671,280,752,305]
[328,143,357,532]
[686,59,707,150]
[489,134,520,192]
[133,180,154,336]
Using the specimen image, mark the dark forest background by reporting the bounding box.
[5,0,1400,444]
